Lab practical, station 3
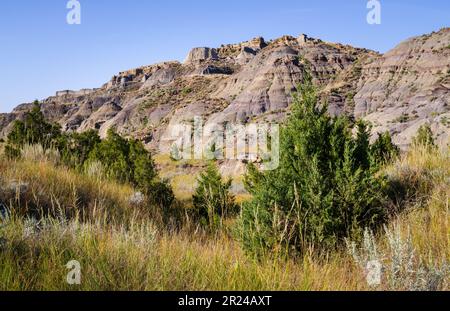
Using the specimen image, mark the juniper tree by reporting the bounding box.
[238,76,390,256]
[412,124,436,150]
[370,131,399,167]
[193,162,236,229]
[5,101,62,158]
[60,130,101,168]
[87,128,174,209]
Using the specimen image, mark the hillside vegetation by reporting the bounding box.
[0,84,448,291]
[0,144,448,290]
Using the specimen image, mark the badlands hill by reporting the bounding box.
[1,28,449,156]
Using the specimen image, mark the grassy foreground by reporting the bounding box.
[0,146,448,290]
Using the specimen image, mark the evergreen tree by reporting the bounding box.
[129,139,158,189]
[193,162,236,229]
[412,124,436,149]
[354,120,372,170]
[61,130,101,168]
[370,131,399,166]
[88,129,159,189]
[238,76,389,256]
[5,101,62,158]
[87,128,174,209]
[2,107,175,211]
[88,129,132,182]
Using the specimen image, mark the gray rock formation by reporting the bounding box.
[353,29,450,148]
[184,47,219,64]
[0,29,448,155]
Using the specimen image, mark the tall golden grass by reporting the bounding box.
[0,144,448,290]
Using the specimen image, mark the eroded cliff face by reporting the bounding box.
[1,29,449,154]
[353,29,450,148]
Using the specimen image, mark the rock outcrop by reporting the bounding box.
[1,29,449,154]
[353,29,450,148]
[184,47,219,64]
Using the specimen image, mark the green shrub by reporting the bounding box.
[4,144,21,160]
[131,139,175,211]
[238,76,390,257]
[370,132,400,167]
[129,139,159,188]
[5,101,62,158]
[87,129,156,186]
[87,129,174,210]
[181,87,193,95]
[2,105,175,214]
[60,130,101,168]
[148,179,175,215]
[87,129,134,182]
[412,124,436,149]
[192,162,236,230]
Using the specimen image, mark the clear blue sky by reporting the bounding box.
[0,0,448,113]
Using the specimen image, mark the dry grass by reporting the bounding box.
[171,174,198,201]
[0,145,448,290]
[0,216,368,291]
[345,145,449,290]
[383,145,449,264]
[0,156,157,225]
